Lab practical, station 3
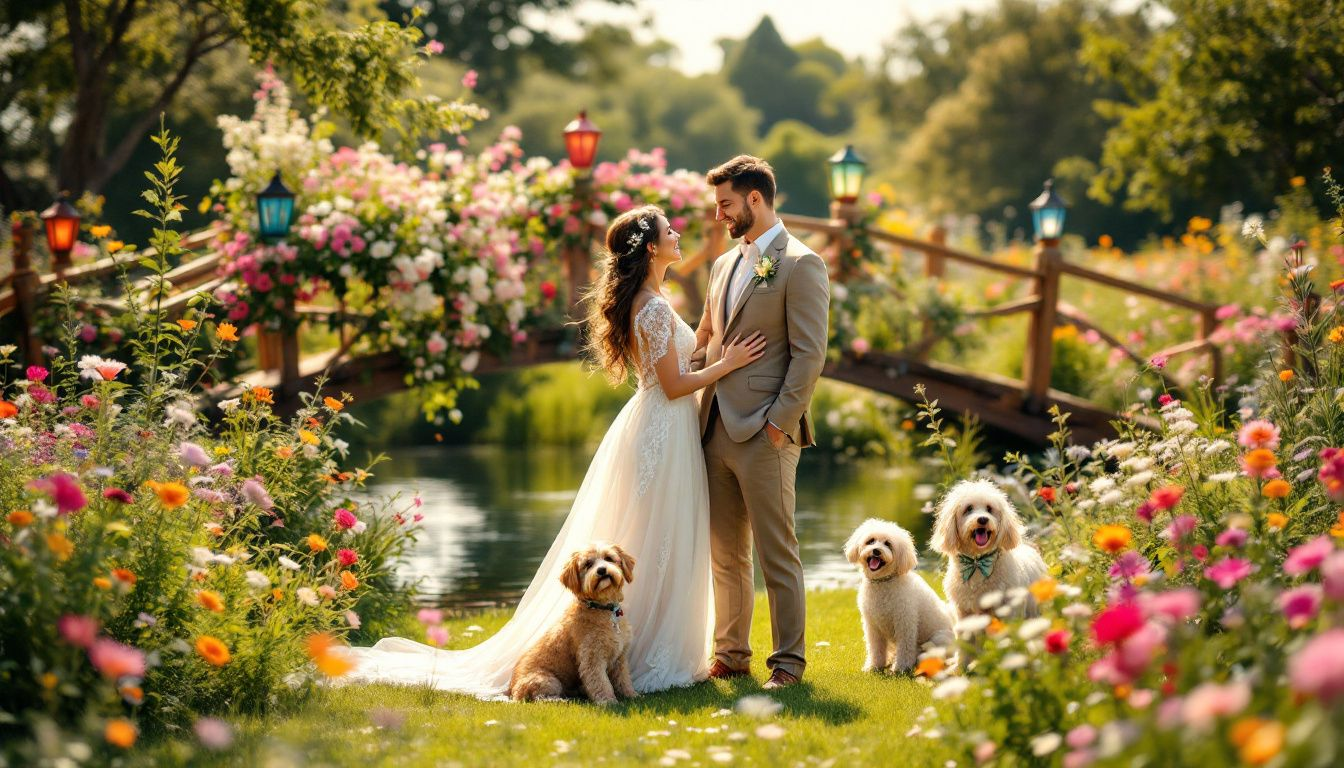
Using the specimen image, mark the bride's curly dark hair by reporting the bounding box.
[584,205,664,384]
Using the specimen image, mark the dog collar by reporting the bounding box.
[868,572,899,583]
[583,600,624,618]
[958,551,998,582]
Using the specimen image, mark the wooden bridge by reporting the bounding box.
[1,212,1225,445]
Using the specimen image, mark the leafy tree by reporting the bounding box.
[758,120,834,216]
[0,0,481,208]
[722,17,855,136]
[1084,0,1344,219]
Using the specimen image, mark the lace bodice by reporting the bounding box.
[633,297,695,393]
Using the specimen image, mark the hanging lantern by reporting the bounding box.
[562,110,602,171]
[39,196,80,269]
[257,171,295,241]
[827,145,867,204]
[1029,179,1068,242]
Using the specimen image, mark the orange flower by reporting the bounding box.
[986,617,1006,636]
[46,532,74,561]
[276,445,294,459]
[196,589,225,612]
[6,510,33,526]
[1278,369,1294,382]
[1029,577,1058,603]
[271,588,284,601]
[1092,525,1133,554]
[323,396,344,411]
[1261,479,1291,499]
[119,683,144,705]
[1331,278,1344,292]
[90,224,112,238]
[112,568,137,585]
[1329,326,1344,344]
[250,386,274,405]
[306,632,354,677]
[914,657,946,677]
[900,419,915,431]
[1331,511,1344,539]
[340,570,359,590]
[1242,449,1278,474]
[176,319,198,331]
[1267,512,1289,530]
[146,480,189,509]
[216,322,239,343]
[195,635,231,666]
[0,400,17,419]
[106,240,125,253]
[40,672,58,690]
[298,429,319,446]
[307,533,328,552]
[93,577,112,590]
[1237,719,1285,765]
[104,718,137,748]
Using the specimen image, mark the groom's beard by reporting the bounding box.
[726,207,754,239]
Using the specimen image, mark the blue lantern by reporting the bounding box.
[1028,179,1067,242]
[827,145,867,204]
[257,171,295,241]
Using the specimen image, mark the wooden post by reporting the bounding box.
[1022,240,1062,412]
[10,220,44,366]
[1200,307,1222,384]
[925,225,947,279]
[828,199,858,282]
[564,175,595,317]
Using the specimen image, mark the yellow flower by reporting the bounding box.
[214,446,231,456]
[1028,577,1058,603]
[1187,216,1213,233]
[93,577,112,590]
[216,322,240,343]
[7,509,34,526]
[1329,326,1344,344]
[40,672,58,690]
[1092,525,1133,554]
[176,319,198,331]
[195,635,231,666]
[340,570,360,590]
[196,589,225,612]
[298,429,319,446]
[1331,511,1344,539]
[1279,369,1294,382]
[1261,479,1291,499]
[323,396,344,411]
[1235,718,1285,765]
[146,480,190,509]
[307,533,328,552]
[106,240,125,253]
[90,225,112,238]
[46,532,74,561]
[1267,512,1289,530]
[1052,324,1079,342]
[104,718,137,749]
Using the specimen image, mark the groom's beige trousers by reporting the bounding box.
[703,403,806,677]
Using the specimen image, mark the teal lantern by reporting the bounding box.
[1028,179,1067,242]
[257,171,295,241]
[827,145,867,204]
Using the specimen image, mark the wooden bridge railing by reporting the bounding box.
[3,210,1224,422]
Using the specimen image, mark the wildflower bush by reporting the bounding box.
[0,129,420,762]
[913,216,1344,765]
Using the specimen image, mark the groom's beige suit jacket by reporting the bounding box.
[694,225,829,446]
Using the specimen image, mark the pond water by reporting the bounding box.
[363,445,940,609]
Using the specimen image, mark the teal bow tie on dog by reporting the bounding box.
[958,552,997,582]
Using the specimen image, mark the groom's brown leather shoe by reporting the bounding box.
[762,668,800,690]
[707,660,749,679]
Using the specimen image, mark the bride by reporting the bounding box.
[342,205,766,697]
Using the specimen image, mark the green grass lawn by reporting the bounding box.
[153,589,951,766]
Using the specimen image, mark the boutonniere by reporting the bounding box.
[750,253,778,286]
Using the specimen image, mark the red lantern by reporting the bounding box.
[40,196,81,269]
[562,110,602,171]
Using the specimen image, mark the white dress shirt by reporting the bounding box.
[728,219,785,311]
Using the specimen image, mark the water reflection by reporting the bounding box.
[364,445,937,608]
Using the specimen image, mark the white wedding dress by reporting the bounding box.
[342,296,714,697]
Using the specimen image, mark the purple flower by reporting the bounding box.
[1108,551,1151,581]
[1205,557,1254,589]
[241,477,274,511]
[179,441,212,467]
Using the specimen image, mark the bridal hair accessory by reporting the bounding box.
[624,216,652,256]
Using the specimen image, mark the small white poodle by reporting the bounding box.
[930,479,1048,621]
[844,518,956,673]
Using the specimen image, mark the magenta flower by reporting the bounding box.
[461,69,478,89]
[1204,557,1254,589]
[1280,585,1323,628]
[88,638,146,680]
[1108,551,1151,581]
[425,39,445,55]
[1162,515,1197,545]
[1289,629,1344,703]
[241,477,274,511]
[1214,528,1247,548]
[337,548,359,567]
[1322,551,1344,601]
[333,508,358,530]
[1319,448,1344,502]
[1148,354,1169,370]
[1091,603,1144,646]
[103,487,133,504]
[26,365,48,382]
[1284,536,1335,576]
[29,472,88,515]
[57,614,99,648]
[1144,588,1201,623]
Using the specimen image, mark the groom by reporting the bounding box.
[693,155,829,689]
